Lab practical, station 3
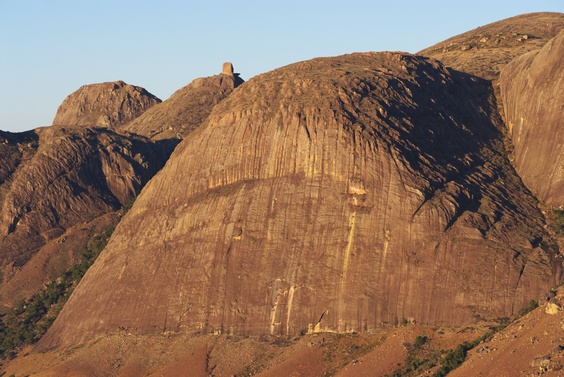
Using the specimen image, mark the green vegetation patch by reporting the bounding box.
[0,226,115,360]
[518,300,538,318]
[387,324,509,377]
[552,209,564,235]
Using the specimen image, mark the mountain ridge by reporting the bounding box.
[121,67,244,140]
[38,50,559,351]
[0,126,173,307]
[1,11,563,377]
[418,12,564,80]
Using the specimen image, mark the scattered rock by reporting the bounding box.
[419,12,564,80]
[545,301,562,315]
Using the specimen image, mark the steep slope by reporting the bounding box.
[52,80,161,128]
[0,126,172,306]
[418,12,564,80]
[121,63,244,140]
[500,30,564,207]
[451,288,564,376]
[39,51,560,350]
[0,130,38,187]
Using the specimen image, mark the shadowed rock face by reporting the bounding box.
[53,81,161,128]
[121,70,244,140]
[500,30,564,206]
[38,52,561,350]
[0,126,172,305]
[419,12,564,80]
[0,130,38,186]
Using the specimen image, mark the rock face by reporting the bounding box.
[121,64,244,140]
[500,30,564,206]
[0,130,38,186]
[418,12,564,80]
[222,62,234,75]
[39,52,560,350]
[0,126,172,305]
[53,81,161,128]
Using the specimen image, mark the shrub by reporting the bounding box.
[518,300,538,317]
[414,335,428,349]
[552,209,564,234]
[433,342,473,377]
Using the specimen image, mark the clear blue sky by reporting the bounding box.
[1,1,562,132]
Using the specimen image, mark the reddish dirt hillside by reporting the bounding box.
[3,323,489,376]
[452,288,564,376]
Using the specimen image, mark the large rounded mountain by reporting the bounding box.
[39,51,560,349]
[52,80,161,128]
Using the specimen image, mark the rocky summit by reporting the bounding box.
[52,80,161,128]
[39,50,559,350]
[121,63,244,140]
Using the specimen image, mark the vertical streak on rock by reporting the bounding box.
[286,285,296,336]
[512,264,526,314]
[338,210,356,332]
[269,289,279,335]
[381,228,391,275]
[36,52,561,350]
[342,212,357,284]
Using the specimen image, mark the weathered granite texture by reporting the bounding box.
[53,80,161,128]
[121,67,244,140]
[500,30,564,206]
[39,52,561,350]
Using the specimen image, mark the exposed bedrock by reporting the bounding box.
[500,30,564,206]
[39,52,561,350]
